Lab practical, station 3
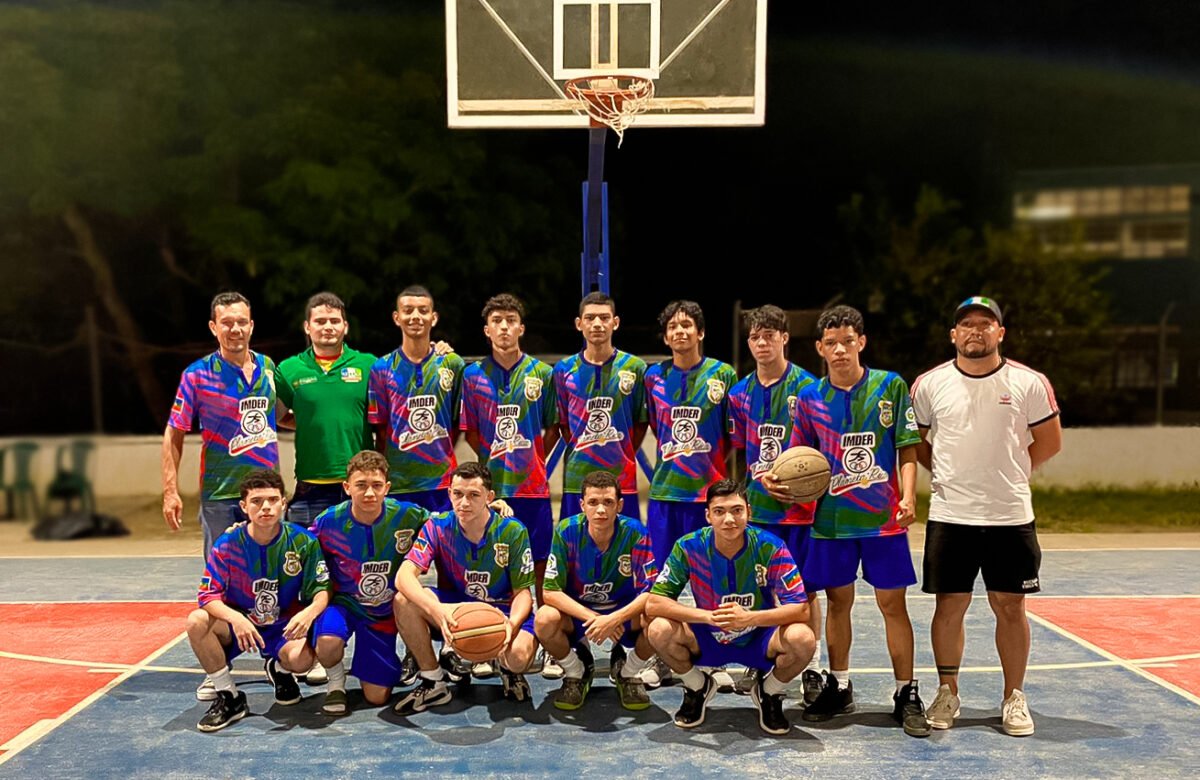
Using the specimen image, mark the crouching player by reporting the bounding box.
[392,462,538,713]
[647,479,814,735]
[187,470,330,732]
[535,471,659,711]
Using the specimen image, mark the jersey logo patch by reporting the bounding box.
[787,394,797,415]
[581,581,614,604]
[283,551,302,577]
[545,553,559,580]
[494,543,510,567]
[905,407,917,431]
[661,407,711,461]
[395,529,415,554]
[755,564,768,588]
[878,400,894,428]
[465,570,491,600]
[400,395,448,450]
[251,578,280,625]
[829,432,889,495]
[618,554,632,578]
[751,424,787,478]
[229,396,277,456]
[524,376,543,402]
[492,405,532,455]
[706,378,726,405]
[438,367,455,393]
[618,370,636,396]
[340,367,363,383]
[520,548,534,576]
[577,397,623,450]
[357,561,393,606]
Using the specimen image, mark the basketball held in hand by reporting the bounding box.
[447,603,509,662]
[769,446,832,503]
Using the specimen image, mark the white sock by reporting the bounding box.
[680,667,706,691]
[325,661,347,692]
[621,648,652,679]
[762,670,788,696]
[559,649,585,679]
[831,669,850,691]
[895,678,912,695]
[210,666,236,693]
[419,667,445,682]
[806,643,823,673]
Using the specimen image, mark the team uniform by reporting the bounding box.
[368,348,465,512]
[644,357,739,566]
[277,345,376,525]
[554,350,648,520]
[728,363,829,567]
[651,526,807,669]
[911,359,1059,594]
[792,368,921,592]
[168,351,279,555]
[405,511,537,635]
[198,523,330,662]
[308,498,432,688]
[460,354,557,561]
[545,514,659,647]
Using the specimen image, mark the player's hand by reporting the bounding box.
[503,619,516,649]
[163,491,183,531]
[583,612,625,644]
[232,614,265,653]
[712,603,756,632]
[440,605,459,640]
[433,340,455,357]
[489,499,514,518]
[761,473,794,503]
[895,496,916,528]
[283,607,315,641]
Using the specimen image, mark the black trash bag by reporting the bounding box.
[32,511,130,540]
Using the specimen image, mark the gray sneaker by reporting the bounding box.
[640,656,676,689]
[195,676,217,702]
[1002,689,1035,736]
[734,667,757,696]
[927,684,961,730]
[393,677,452,714]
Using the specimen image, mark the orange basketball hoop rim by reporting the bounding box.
[564,75,655,146]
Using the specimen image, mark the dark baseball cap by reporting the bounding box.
[953,296,1003,325]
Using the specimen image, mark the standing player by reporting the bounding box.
[766,305,929,737]
[646,480,815,735]
[911,296,1062,737]
[277,292,376,526]
[727,304,828,703]
[185,470,330,732]
[554,292,649,520]
[535,471,659,711]
[392,463,538,712]
[368,285,465,512]
[460,293,558,604]
[162,292,279,560]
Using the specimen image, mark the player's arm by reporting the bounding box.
[276,408,296,430]
[631,422,649,450]
[507,587,533,637]
[542,588,598,624]
[542,424,561,458]
[915,429,933,471]
[895,445,918,528]
[646,593,715,626]
[1029,415,1063,470]
[713,599,809,632]
[161,425,186,531]
[202,600,264,653]
[284,589,330,641]
[464,429,484,460]
[396,559,457,630]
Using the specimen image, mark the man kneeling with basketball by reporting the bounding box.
[647,479,815,735]
[393,462,538,713]
[535,471,659,710]
[187,470,331,732]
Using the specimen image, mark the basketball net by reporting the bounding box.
[565,75,654,147]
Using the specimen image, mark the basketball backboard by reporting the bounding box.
[446,0,767,128]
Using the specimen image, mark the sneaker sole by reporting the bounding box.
[274,693,302,706]
[302,672,328,686]
[800,702,855,722]
[750,686,791,736]
[393,690,452,715]
[543,669,565,680]
[196,689,218,702]
[928,707,960,730]
[1003,723,1035,737]
[903,719,932,738]
[197,708,247,733]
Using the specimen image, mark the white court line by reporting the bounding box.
[1026,611,1200,708]
[1040,547,1200,553]
[1031,594,1200,599]
[0,554,198,559]
[0,631,189,766]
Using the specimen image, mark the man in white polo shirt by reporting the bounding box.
[910,296,1062,738]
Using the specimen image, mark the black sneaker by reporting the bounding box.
[673,672,716,729]
[197,689,248,732]
[439,648,471,683]
[500,668,532,702]
[893,681,932,738]
[801,669,824,706]
[800,673,855,722]
[608,643,627,684]
[750,669,791,735]
[264,658,301,705]
[393,676,452,714]
[399,651,419,687]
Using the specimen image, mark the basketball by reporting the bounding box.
[447,603,509,662]
[769,446,832,503]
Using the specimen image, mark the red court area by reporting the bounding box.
[1029,597,1200,697]
[0,602,191,756]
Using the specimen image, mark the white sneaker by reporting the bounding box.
[639,657,674,689]
[472,660,497,678]
[195,676,217,701]
[927,684,961,730]
[710,667,736,694]
[303,661,328,686]
[542,655,565,679]
[1002,689,1035,736]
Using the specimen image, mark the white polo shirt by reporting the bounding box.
[911,359,1059,526]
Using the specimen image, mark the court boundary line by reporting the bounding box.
[1026,611,1200,708]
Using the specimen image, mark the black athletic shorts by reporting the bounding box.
[921,520,1041,595]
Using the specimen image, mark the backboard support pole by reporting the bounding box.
[581,127,610,295]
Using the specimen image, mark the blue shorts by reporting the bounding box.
[759,523,813,571]
[803,534,917,592]
[428,587,536,639]
[647,500,708,570]
[560,492,643,522]
[692,625,776,672]
[314,604,402,688]
[199,500,246,560]
[287,482,348,527]
[222,623,298,665]
[505,497,554,562]
[393,488,451,514]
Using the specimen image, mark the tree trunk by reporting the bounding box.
[63,203,170,428]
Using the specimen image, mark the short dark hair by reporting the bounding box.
[579,292,616,317]
[305,291,346,321]
[744,304,788,334]
[239,469,285,500]
[816,305,865,337]
[451,461,492,490]
[580,471,621,496]
[397,285,435,310]
[658,300,705,334]
[481,293,526,322]
[705,478,747,506]
[346,450,389,480]
[210,291,250,321]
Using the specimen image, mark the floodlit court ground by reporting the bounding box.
[1,513,1198,779]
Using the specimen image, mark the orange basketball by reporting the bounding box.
[448,603,509,662]
[769,446,832,503]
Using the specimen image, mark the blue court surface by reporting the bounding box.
[1,548,1198,779]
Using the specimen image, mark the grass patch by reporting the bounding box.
[916,486,1200,533]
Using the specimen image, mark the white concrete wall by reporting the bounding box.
[2,426,1197,499]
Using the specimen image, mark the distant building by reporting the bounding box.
[1013,165,1199,423]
